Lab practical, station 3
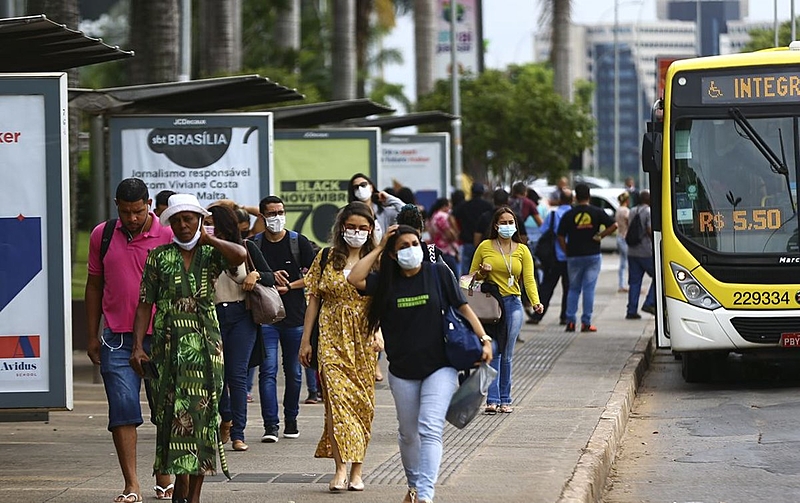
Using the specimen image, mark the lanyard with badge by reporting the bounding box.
[498,241,515,287]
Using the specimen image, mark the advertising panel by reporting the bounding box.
[380,133,450,211]
[109,114,273,210]
[0,74,71,409]
[274,129,380,246]
[434,0,480,81]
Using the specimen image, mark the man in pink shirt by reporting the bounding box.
[85,178,174,503]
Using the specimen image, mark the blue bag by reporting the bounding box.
[431,263,484,371]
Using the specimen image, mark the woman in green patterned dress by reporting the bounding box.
[130,194,246,503]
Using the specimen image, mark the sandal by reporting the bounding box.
[154,483,174,500]
[484,404,498,415]
[113,493,141,503]
[498,405,513,413]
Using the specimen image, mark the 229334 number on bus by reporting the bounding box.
[732,291,790,305]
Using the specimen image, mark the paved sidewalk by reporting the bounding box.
[0,262,654,503]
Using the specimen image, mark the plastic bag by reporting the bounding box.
[445,363,498,429]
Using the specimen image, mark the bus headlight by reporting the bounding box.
[669,262,721,310]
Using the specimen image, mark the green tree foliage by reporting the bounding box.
[743,20,798,52]
[417,64,595,183]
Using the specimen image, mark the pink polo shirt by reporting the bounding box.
[87,213,173,334]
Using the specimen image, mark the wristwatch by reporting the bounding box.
[480,335,493,344]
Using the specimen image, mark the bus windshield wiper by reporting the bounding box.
[729,108,795,211]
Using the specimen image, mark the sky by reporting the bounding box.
[382,0,796,105]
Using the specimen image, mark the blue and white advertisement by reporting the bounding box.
[0,74,72,409]
[380,133,450,211]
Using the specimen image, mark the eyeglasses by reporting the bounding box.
[263,210,285,218]
[353,182,370,189]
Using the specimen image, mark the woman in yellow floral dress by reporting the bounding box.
[299,202,382,492]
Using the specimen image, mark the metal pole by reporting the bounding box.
[179,0,192,82]
[90,115,106,224]
[613,0,620,185]
[793,0,797,43]
[696,0,701,55]
[775,0,780,47]
[450,0,463,189]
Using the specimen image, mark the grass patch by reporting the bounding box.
[72,230,90,300]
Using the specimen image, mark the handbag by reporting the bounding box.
[432,263,484,371]
[459,274,502,324]
[534,212,557,269]
[446,362,498,429]
[244,246,286,325]
[308,248,331,371]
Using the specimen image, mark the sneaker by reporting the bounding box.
[641,305,657,315]
[625,313,642,320]
[261,424,279,443]
[581,323,597,332]
[246,393,254,403]
[283,419,299,439]
[565,322,576,332]
[559,319,567,326]
[304,391,318,404]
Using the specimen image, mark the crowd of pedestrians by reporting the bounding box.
[87,174,651,503]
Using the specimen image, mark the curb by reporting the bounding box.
[557,330,655,503]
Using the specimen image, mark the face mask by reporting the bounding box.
[174,220,202,251]
[203,225,215,237]
[343,228,369,248]
[498,224,516,239]
[396,245,423,270]
[355,185,373,202]
[265,215,286,234]
[372,224,383,244]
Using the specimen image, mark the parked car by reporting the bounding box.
[588,187,627,252]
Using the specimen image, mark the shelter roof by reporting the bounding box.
[270,99,394,128]
[69,75,304,114]
[0,15,133,71]
[343,110,457,131]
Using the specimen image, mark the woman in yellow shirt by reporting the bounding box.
[470,206,544,414]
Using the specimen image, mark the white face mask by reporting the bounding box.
[372,221,383,244]
[355,185,373,202]
[343,228,370,248]
[174,219,202,251]
[396,245,423,270]
[265,215,286,234]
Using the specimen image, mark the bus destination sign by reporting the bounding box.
[701,73,800,104]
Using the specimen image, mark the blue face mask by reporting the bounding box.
[497,224,516,239]
[396,245,423,270]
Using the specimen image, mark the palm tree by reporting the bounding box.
[275,0,301,62]
[540,0,572,99]
[199,0,240,76]
[332,0,356,99]
[129,0,180,84]
[414,0,436,98]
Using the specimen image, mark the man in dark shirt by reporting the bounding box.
[453,182,493,274]
[557,184,617,333]
[252,196,317,442]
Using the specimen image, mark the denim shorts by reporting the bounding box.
[99,329,152,431]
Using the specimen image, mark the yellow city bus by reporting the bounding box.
[642,45,800,382]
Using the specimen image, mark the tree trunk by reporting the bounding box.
[130,0,180,84]
[199,0,237,77]
[414,0,436,98]
[551,0,571,100]
[355,0,372,97]
[275,0,301,51]
[26,0,81,259]
[332,0,356,100]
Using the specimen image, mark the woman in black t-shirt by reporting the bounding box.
[348,225,492,503]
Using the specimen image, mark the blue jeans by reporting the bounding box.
[487,296,523,406]
[460,243,476,276]
[216,301,258,442]
[258,324,303,426]
[388,366,458,502]
[617,235,628,290]
[565,254,603,326]
[627,255,656,315]
[99,330,152,430]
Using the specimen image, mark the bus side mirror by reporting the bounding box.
[642,122,662,173]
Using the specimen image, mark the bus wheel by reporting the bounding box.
[681,352,726,383]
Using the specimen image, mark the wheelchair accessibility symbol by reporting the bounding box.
[707,80,723,98]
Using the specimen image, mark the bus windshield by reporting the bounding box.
[672,116,799,254]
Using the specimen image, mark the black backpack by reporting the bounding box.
[534,212,557,268]
[625,209,644,247]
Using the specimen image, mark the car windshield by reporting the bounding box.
[672,116,799,254]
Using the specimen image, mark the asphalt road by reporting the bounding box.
[603,349,800,503]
